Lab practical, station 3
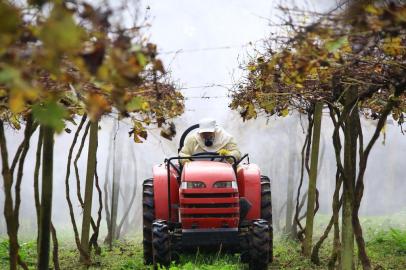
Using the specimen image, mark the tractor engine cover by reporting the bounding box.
[179,161,240,230]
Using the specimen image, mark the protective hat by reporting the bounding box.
[198,118,216,133]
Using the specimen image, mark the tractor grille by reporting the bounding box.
[184,203,236,208]
[183,213,237,218]
[183,193,234,198]
[180,189,240,229]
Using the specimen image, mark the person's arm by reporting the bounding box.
[219,137,241,162]
[179,135,194,164]
[225,137,241,161]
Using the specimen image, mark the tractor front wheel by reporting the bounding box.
[142,178,155,265]
[152,220,171,268]
[249,219,270,270]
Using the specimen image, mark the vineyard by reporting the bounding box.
[0,0,405,270]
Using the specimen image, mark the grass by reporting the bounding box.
[1,212,406,269]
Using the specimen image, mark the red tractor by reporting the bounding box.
[142,124,273,269]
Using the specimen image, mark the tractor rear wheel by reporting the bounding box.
[249,219,270,270]
[142,178,155,265]
[261,175,273,262]
[152,220,171,267]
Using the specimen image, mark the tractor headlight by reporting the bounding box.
[213,181,237,188]
[181,181,206,189]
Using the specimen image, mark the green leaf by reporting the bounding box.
[136,52,147,68]
[0,66,20,84]
[32,101,67,132]
[325,36,348,53]
[259,98,275,114]
[39,4,83,53]
[126,96,147,112]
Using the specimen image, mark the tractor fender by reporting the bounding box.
[237,164,261,220]
[153,164,179,222]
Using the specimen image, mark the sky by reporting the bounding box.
[141,0,338,123]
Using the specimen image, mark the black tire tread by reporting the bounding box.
[152,220,171,268]
[143,178,154,265]
[249,219,270,270]
[261,175,274,262]
[239,228,250,263]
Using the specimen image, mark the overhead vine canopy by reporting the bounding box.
[230,2,406,123]
[0,0,184,140]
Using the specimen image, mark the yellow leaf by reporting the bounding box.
[86,93,111,120]
[10,114,21,130]
[9,91,25,113]
[97,65,110,81]
[0,88,6,97]
[131,121,147,143]
[382,37,404,56]
[248,104,257,118]
[8,87,38,114]
[281,107,289,117]
[394,6,406,22]
[100,83,114,93]
[247,64,257,71]
[365,5,382,15]
[141,101,150,111]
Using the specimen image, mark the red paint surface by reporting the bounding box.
[152,160,262,229]
[153,164,179,222]
[237,164,261,220]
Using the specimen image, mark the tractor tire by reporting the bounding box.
[142,178,155,265]
[261,175,274,262]
[239,226,250,263]
[152,220,171,268]
[249,219,270,270]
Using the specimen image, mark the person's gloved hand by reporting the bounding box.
[218,148,231,156]
[180,159,191,166]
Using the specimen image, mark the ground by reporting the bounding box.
[1,212,405,269]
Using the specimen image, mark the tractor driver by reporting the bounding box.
[179,118,241,164]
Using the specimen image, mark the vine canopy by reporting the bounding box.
[0,0,184,141]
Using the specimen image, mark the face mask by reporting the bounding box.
[204,138,214,147]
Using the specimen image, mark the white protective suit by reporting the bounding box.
[179,126,241,162]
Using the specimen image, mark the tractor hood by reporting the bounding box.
[182,161,236,182]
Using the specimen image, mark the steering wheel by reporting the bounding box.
[190,152,226,162]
